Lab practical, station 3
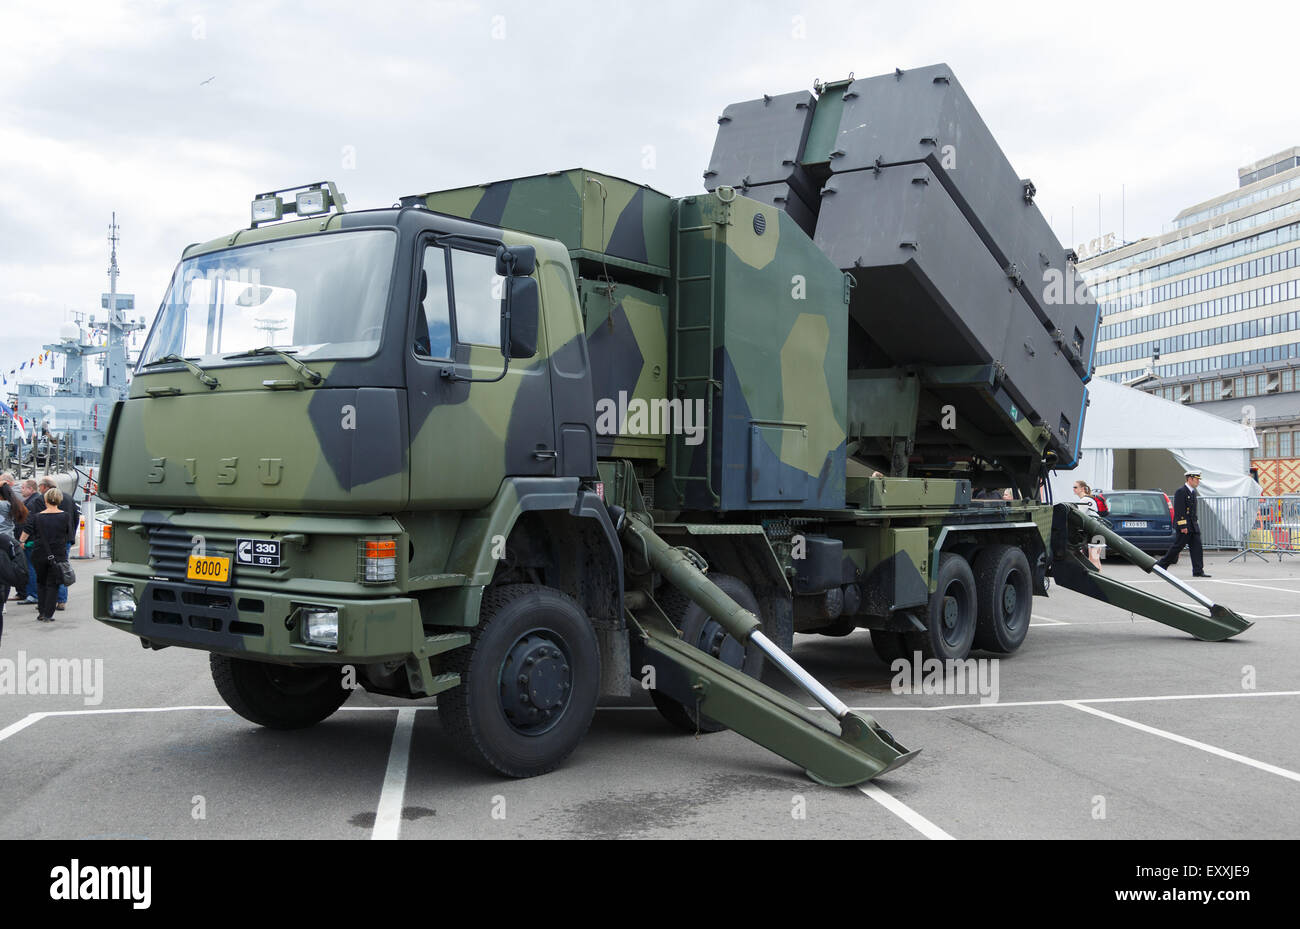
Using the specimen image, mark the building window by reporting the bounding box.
[1282,432,1294,458]
[1284,369,1294,392]
[1246,376,1257,396]
[1264,433,1279,457]
[1192,381,1203,402]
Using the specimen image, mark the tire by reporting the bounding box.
[870,629,911,667]
[438,584,600,778]
[210,654,350,729]
[972,544,1033,654]
[906,553,978,661]
[651,574,764,734]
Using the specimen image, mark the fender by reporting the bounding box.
[431,476,624,627]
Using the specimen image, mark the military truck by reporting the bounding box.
[93,65,1248,786]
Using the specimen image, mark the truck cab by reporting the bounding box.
[94,188,627,775]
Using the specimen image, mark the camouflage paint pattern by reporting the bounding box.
[417,169,672,271]
[666,189,849,511]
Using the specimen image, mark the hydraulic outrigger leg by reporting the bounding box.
[1052,505,1253,642]
[619,513,917,787]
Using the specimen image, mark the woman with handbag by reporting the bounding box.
[19,486,72,623]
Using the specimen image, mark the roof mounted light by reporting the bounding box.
[251,195,284,224]
[250,181,348,228]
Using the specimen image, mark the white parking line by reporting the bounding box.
[1030,615,1069,625]
[1029,619,1140,628]
[1065,701,1300,783]
[39,705,227,717]
[843,690,1300,712]
[1197,579,1300,595]
[858,783,954,840]
[372,707,418,841]
[1125,577,1300,594]
[1240,613,1300,619]
[0,712,45,744]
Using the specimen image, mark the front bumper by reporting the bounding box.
[93,573,425,664]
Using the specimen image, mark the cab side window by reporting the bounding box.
[451,249,504,347]
[415,246,452,359]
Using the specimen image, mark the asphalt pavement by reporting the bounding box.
[1,551,1297,839]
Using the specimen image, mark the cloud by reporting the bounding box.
[3,0,1299,385]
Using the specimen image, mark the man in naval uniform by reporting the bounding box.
[1156,470,1210,577]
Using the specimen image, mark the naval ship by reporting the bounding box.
[2,215,147,478]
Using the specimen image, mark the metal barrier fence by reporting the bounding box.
[1199,495,1300,561]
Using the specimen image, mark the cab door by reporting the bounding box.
[406,237,556,509]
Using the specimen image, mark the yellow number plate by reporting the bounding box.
[187,554,232,584]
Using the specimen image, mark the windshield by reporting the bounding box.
[138,229,396,368]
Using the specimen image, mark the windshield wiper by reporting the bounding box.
[139,354,220,389]
[224,346,324,386]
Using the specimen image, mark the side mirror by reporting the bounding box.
[496,244,536,277]
[502,277,538,359]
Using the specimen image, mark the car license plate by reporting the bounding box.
[1122,521,1148,529]
[187,554,232,584]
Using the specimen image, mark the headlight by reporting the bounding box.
[300,607,340,649]
[109,585,136,619]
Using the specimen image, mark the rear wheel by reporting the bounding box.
[870,629,911,667]
[651,574,764,734]
[906,553,977,661]
[438,584,600,778]
[972,544,1033,654]
[210,655,350,729]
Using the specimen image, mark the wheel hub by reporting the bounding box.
[499,631,572,735]
[698,618,746,668]
[1002,582,1018,616]
[942,596,959,630]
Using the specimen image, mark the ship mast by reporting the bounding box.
[105,212,126,398]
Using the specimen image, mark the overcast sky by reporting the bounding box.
[3,0,1299,387]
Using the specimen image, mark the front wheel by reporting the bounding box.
[438,584,600,778]
[210,654,351,729]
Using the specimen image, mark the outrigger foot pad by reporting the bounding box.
[805,712,920,787]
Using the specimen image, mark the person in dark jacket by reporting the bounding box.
[20,487,72,622]
[0,472,30,642]
[18,479,41,604]
[37,477,77,610]
[1156,470,1210,577]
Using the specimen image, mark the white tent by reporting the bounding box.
[1049,378,1260,501]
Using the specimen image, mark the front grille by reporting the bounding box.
[136,581,265,647]
[146,524,193,580]
[145,523,281,581]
